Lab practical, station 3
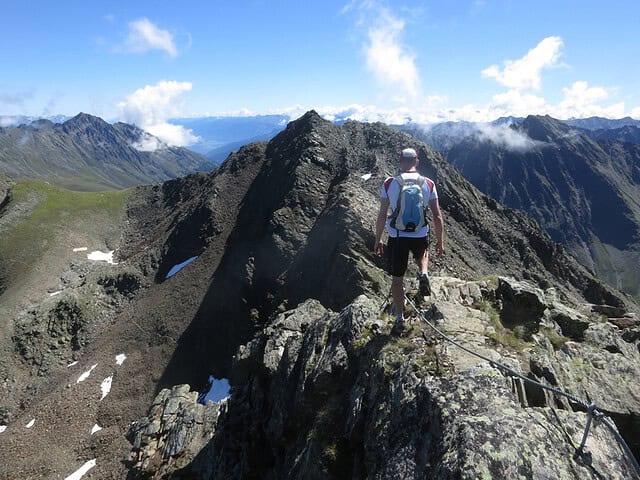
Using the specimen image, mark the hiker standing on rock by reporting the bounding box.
[374,147,445,331]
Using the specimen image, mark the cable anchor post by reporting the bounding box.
[574,402,598,465]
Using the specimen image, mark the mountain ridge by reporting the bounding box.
[0,111,637,479]
[0,113,215,191]
[441,114,640,299]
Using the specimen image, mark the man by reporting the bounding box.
[374,147,445,331]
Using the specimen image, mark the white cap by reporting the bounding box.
[401,148,418,159]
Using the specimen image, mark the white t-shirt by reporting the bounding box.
[380,172,438,238]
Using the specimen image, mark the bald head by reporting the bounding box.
[400,148,418,170]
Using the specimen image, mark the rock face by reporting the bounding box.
[127,384,222,478]
[137,278,639,479]
[0,173,11,295]
[1,111,638,479]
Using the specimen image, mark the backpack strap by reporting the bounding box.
[390,174,405,237]
[392,174,405,215]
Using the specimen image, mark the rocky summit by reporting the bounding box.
[0,111,638,479]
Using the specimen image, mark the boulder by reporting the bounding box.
[591,304,628,318]
[547,302,592,340]
[127,384,223,478]
[496,277,548,334]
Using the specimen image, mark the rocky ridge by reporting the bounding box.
[128,276,640,479]
[0,111,638,479]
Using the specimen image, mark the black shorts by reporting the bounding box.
[386,236,429,277]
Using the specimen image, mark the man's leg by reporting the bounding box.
[391,275,405,317]
[387,236,409,326]
[413,236,431,296]
[416,249,429,273]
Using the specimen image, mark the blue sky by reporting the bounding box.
[2,0,639,144]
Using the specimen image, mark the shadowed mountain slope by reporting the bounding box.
[444,115,640,299]
[587,125,640,144]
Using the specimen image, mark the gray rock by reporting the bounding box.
[127,384,222,478]
[547,302,592,340]
[591,304,627,318]
[497,277,548,334]
[166,282,638,479]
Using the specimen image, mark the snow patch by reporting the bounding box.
[91,424,102,435]
[360,173,373,181]
[165,256,199,279]
[73,247,88,252]
[87,250,117,264]
[25,418,35,428]
[76,364,97,383]
[0,425,6,433]
[115,353,127,366]
[49,291,62,297]
[67,361,79,368]
[64,459,96,480]
[100,376,113,401]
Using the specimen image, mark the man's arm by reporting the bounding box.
[374,197,390,255]
[429,198,445,255]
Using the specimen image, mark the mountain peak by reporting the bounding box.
[273,110,333,145]
[63,112,109,129]
[286,110,327,130]
[521,114,572,141]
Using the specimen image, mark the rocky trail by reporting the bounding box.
[128,276,640,479]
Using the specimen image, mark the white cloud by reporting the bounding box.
[365,9,419,98]
[131,131,166,152]
[482,36,563,90]
[345,2,420,99]
[490,89,548,117]
[561,81,608,105]
[144,123,196,147]
[632,107,640,120]
[476,123,546,151]
[551,81,625,118]
[477,37,626,120]
[124,18,178,58]
[118,80,198,148]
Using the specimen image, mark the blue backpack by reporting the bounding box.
[391,174,427,232]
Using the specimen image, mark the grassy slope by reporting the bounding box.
[591,236,640,300]
[0,180,130,282]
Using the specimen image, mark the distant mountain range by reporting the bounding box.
[171,115,289,160]
[585,125,640,143]
[0,113,214,191]
[404,115,640,299]
[0,114,71,127]
[563,116,640,131]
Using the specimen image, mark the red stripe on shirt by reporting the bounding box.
[425,178,434,192]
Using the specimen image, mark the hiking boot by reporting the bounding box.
[392,314,405,334]
[418,273,431,297]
